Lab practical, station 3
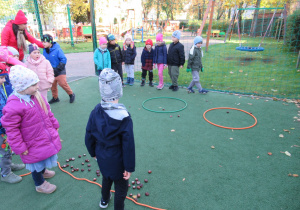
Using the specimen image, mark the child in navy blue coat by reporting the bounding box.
[122,34,137,86]
[140,39,154,87]
[85,68,135,210]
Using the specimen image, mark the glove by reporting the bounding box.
[57,62,66,71]
[201,65,204,72]
[186,68,192,73]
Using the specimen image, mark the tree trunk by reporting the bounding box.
[39,1,47,31]
[228,8,231,19]
[156,0,160,20]
[250,0,261,37]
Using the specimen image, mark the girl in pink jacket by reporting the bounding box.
[26,44,54,100]
[1,65,61,194]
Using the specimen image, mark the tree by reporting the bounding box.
[250,0,261,36]
[142,0,153,21]
[70,0,90,24]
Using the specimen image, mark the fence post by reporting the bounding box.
[33,0,43,38]
[206,0,215,52]
[66,4,74,47]
[89,0,98,75]
[283,4,287,45]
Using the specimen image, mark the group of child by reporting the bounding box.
[0,29,208,210]
[94,30,208,93]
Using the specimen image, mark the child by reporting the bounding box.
[107,33,124,86]
[140,39,154,87]
[1,65,61,193]
[94,37,111,76]
[41,34,75,104]
[187,36,208,94]
[7,46,20,60]
[85,68,135,209]
[0,63,25,184]
[26,44,54,100]
[167,30,185,91]
[122,34,137,86]
[153,33,167,90]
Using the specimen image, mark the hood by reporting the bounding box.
[95,104,130,139]
[49,42,60,52]
[26,54,46,65]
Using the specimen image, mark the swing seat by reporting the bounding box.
[236,46,264,52]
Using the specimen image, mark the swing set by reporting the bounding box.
[224,6,286,52]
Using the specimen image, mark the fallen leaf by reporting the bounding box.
[248,103,252,105]
[288,173,293,176]
[229,138,233,140]
[257,156,260,158]
[268,152,272,156]
[219,165,223,167]
[293,174,299,177]
[211,146,215,149]
[182,178,185,181]
[283,129,290,133]
[271,89,278,92]
[230,71,234,74]
[279,134,284,138]
[171,129,175,132]
[239,70,243,73]
[132,195,137,199]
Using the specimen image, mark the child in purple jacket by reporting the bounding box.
[1,65,62,194]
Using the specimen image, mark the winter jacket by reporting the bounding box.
[43,42,67,77]
[153,42,167,65]
[26,55,54,91]
[187,46,203,72]
[141,47,154,71]
[1,95,61,164]
[122,45,137,65]
[0,86,7,135]
[94,48,111,74]
[107,43,123,65]
[85,104,135,180]
[167,41,185,67]
[1,20,44,61]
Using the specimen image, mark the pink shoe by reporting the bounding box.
[43,169,55,179]
[36,181,56,194]
[156,84,164,90]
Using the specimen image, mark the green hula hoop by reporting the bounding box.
[142,97,188,113]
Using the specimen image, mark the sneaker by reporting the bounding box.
[141,80,145,86]
[1,172,22,183]
[11,163,25,171]
[199,89,209,94]
[169,85,174,89]
[69,93,75,103]
[48,97,60,104]
[187,87,195,93]
[122,83,126,87]
[36,181,57,194]
[156,84,164,90]
[149,81,154,87]
[172,86,179,91]
[129,78,134,86]
[43,169,55,179]
[99,192,112,208]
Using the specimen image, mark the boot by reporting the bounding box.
[43,169,55,179]
[141,79,145,86]
[169,85,174,89]
[172,86,179,91]
[36,181,57,194]
[149,81,154,87]
[1,172,22,183]
[129,78,134,86]
[125,77,130,85]
[11,163,25,171]
[48,97,60,104]
[69,93,75,103]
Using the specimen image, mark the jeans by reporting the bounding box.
[112,63,123,82]
[32,168,46,186]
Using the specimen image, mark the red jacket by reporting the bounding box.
[1,20,44,61]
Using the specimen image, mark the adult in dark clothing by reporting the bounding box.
[167,30,185,91]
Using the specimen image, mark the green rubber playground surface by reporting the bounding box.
[2,76,300,210]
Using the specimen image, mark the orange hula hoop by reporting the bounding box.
[203,107,257,130]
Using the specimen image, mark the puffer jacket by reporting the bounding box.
[93,48,111,73]
[1,20,44,61]
[107,43,123,64]
[187,46,203,71]
[43,42,67,77]
[167,41,185,66]
[153,42,167,64]
[122,44,137,65]
[26,55,54,91]
[1,95,61,164]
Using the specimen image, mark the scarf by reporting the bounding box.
[101,100,127,111]
[12,90,35,107]
[30,56,42,64]
[17,30,27,52]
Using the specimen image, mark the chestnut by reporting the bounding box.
[128,184,131,187]
[87,164,91,167]
[71,157,75,161]
[88,168,91,171]
[148,170,152,174]
[81,162,85,165]
[145,192,149,196]
[135,178,139,181]
[136,181,140,185]
[144,179,148,183]
[137,186,140,190]
[129,193,133,197]
[132,186,136,189]
[78,155,81,158]
[93,178,96,181]
[140,184,143,188]
[131,181,135,185]
[81,169,84,172]
[83,154,86,156]
[97,174,100,177]
[137,193,141,198]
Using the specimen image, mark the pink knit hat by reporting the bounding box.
[156,33,163,42]
[99,37,107,45]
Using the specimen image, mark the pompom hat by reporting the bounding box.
[156,33,163,42]
[99,68,123,102]
[99,37,108,45]
[145,39,153,47]
[28,44,39,54]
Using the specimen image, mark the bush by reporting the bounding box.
[180,21,188,29]
[285,9,300,51]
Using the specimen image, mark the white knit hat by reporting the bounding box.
[9,65,39,92]
[99,68,123,102]
[124,33,132,41]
